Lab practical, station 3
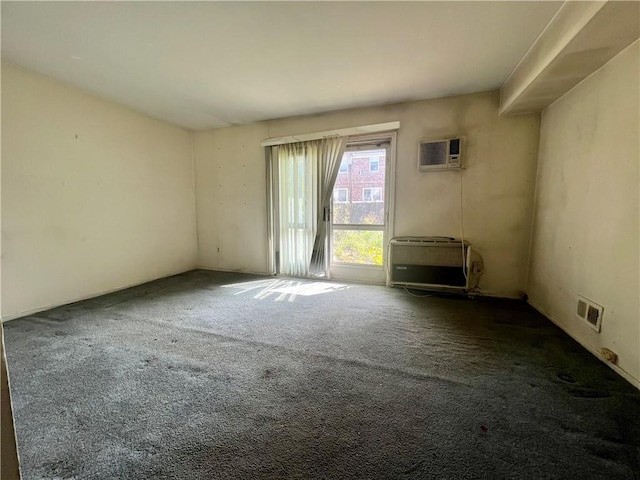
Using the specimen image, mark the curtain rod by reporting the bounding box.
[260,121,400,147]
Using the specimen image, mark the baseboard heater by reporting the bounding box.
[389,237,470,292]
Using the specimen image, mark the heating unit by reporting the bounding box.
[389,236,471,292]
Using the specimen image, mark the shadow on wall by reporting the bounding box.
[1,323,22,479]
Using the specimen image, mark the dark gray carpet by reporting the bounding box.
[4,270,640,479]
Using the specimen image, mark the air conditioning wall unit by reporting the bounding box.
[389,237,471,292]
[418,137,463,171]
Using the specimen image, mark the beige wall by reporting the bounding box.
[194,91,541,298]
[1,64,198,319]
[1,107,21,477]
[527,41,640,387]
[194,123,270,274]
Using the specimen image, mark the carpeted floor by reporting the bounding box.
[4,270,640,479]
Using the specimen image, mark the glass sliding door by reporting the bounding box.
[330,136,393,284]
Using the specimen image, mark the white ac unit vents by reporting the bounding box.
[418,137,463,171]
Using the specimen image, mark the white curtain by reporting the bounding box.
[276,141,319,277]
[309,136,349,275]
[273,136,348,277]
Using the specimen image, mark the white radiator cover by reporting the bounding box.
[389,237,471,292]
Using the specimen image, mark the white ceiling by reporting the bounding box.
[1,1,562,130]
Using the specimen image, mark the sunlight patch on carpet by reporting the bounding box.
[222,279,351,301]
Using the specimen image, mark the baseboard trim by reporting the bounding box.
[195,266,271,277]
[1,267,198,323]
[528,299,640,390]
[472,290,524,300]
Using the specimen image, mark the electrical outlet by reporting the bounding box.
[601,348,618,364]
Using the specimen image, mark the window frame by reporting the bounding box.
[362,187,382,202]
[334,188,349,203]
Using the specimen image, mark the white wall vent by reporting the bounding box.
[576,299,587,318]
[576,295,603,332]
[418,137,463,171]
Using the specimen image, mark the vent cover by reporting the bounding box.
[586,305,600,326]
[576,300,587,318]
[577,295,603,332]
[420,141,447,167]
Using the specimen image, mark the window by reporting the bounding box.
[369,157,380,172]
[339,162,349,173]
[363,187,382,202]
[335,188,349,203]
